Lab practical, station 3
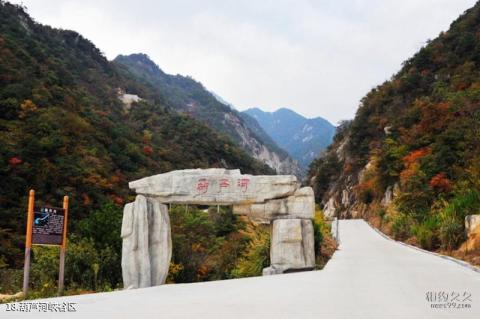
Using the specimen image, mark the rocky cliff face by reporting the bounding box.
[223,112,301,176]
[308,3,480,229]
[311,128,402,220]
[243,108,335,170]
[114,54,301,176]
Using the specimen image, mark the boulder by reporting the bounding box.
[465,215,480,236]
[464,225,480,251]
[128,168,299,205]
[233,187,314,220]
[464,215,480,251]
[264,219,315,275]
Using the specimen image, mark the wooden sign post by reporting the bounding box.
[22,190,69,297]
[22,190,35,297]
[58,195,69,295]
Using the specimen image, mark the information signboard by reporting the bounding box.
[32,206,65,245]
[23,191,70,297]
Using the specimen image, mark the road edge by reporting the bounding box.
[364,220,480,275]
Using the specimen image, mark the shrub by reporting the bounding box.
[76,202,123,289]
[0,268,23,295]
[65,236,100,291]
[378,208,387,220]
[438,189,480,250]
[313,210,330,254]
[356,180,376,204]
[313,221,323,252]
[412,216,439,250]
[429,172,452,193]
[438,217,463,250]
[395,166,434,220]
[391,213,415,240]
[30,246,59,292]
[230,225,270,278]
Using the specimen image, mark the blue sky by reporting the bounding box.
[10,0,478,123]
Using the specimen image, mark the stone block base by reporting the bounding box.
[264,218,315,275]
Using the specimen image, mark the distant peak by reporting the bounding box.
[275,107,294,112]
[246,107,302,117]
[274,107,300,116]
[116,53,151,62]
[244,107,264,113]
[115,53,156,67]
[114,53,166,75]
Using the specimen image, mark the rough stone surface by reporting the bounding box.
[464,225,480,251]
[233,187,314,220]
[121,195,172,289]
[323,197,337,219]
[266,219,315,274]
[301,219,315,267]
[341,189,350,206]
[123,169,315,288]
[261,267,283,276]
[121,197,149,289]
[465,215,480,236]
[147,199,172,286]
[121,203,136,287]
[129,168,299,205]
[381,185,393,206]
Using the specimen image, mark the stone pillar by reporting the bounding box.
[148,198,172,286]
[121,195,172,289]
[249,187,317,276]
[263,218,315,275]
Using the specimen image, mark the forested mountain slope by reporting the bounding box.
[114,54,301,176]
[309,2,480,256]
[0,1,271,273]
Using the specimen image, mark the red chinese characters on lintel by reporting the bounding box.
[196,178,209,194]
[237,178,250,192]
[219,178,230,190]
[195,177,250,194]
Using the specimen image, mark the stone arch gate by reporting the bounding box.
[121,168,315,289]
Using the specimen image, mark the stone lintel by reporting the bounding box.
[129,169,300,205]
[233,187,315,220]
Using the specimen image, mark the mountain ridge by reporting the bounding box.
[114,53,301,176]
[243,107,336,170]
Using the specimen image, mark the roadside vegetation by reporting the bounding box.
[0,205,336,302]
[309,3,480,267]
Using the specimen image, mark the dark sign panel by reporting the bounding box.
[32,206,65,245]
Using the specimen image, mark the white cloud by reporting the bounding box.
[10,0,477,123]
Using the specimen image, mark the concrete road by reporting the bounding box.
[2,219,479,318]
